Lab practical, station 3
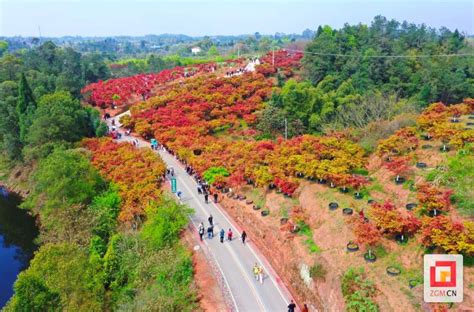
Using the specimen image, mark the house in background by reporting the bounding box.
[191,47,202,54]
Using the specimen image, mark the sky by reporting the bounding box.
[0,0,473,37]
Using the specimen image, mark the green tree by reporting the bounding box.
[141,196,192,249]
[6,274,61,312]
[25,91,92,157]
[16,73,37,143]
[23,148,105,215]
[5,243,105,312]
[208,45,219,57]
[0,40,8,57]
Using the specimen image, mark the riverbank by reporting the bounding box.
[0,191,39,307]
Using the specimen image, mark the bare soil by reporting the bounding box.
[182,229,229,312]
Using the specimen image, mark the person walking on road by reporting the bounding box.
[287,300,296,312]
[176,191,182,200]
[252,263,259,281]
[208,214,213,226]
[213,193,218,203]
[204,193,209,203]
[227,228,233,241]
[301,303,309,312]
[198,223,205,241]
[207,225,213,239]
[258,265,264,284]
[241,230,247,244]
[219,228,225,243]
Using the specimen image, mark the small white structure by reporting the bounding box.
[191,47,202,54]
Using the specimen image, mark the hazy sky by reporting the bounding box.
[1,0,473,37]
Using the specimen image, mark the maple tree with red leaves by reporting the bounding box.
[417,183,453,214]
[82,137,166,224]
[353,218,382,255]
[368,201,421,236]
[383,156,411,181]
[421,216,473,254]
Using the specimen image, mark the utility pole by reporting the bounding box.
[284,118,288,140]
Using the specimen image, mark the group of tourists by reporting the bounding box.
[225,66,247,77]
[147,138,306,309]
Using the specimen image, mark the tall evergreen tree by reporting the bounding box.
[16,73,37,143]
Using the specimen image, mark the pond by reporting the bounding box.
[0,188,38,308]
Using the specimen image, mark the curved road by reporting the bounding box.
[110,115,292,311]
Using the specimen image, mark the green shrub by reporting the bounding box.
[309,263,327,281]
[202,166,230,185]
[342,267,378,312]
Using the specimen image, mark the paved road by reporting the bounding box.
[110,117,291,312]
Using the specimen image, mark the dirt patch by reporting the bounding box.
[182,229,229,312]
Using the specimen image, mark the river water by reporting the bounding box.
[0,188,38,307]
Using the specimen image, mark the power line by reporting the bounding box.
[284,48,474,59]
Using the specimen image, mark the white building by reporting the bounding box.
[191,47,202,54]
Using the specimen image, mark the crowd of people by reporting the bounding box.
[106,115,304,311]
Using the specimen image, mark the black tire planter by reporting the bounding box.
[296,172,304,178]
[416,162,427,168]
[384,156,393,162]
[253,205,261,211]
[409,280,418,289]
[193,149,202,156]
[317,179,327,185]
[339,187,349,194]
[245,199,253,205]
[232,194,240,200]
[395,234,409,244]
[386,266,401,276]
[394,177,405,184]
[329,202,339,210]
[307,176,315,181]
[329,182,336,188]
[246,179,254,185]
[342,208,353,216]
[346,242,359,252]
[261,210,269,217]
[429,209,440,217]
[354,192,363,199]
[406,203,417,210]
[469,116,474,120]
[364,252,377,263]
[450,118,460,123]
[467,122,474,126]
[367,199,376,205]
[421,134,432,141]
[421,144,432,150]
[221,188,229,194]
[280,218,288,225]
[439,145,450,152]
[268,183,276,190]
[238,195,246,201]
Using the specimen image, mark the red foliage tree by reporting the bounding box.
[353,218,382,257]
[420,216,473,254]
[417,183,452,214]
[82,138,166,225]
